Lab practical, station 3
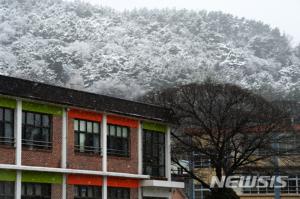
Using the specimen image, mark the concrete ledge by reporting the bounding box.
[142,180,185,188]
[0,164,150,179]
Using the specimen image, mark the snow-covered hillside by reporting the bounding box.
[0,0,300,99]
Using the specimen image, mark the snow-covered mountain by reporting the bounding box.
[1,0,300,99]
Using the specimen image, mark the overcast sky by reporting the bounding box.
[73,0,300,45]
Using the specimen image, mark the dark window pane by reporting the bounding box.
[143,129,166,177]
[0,183,3,194]
[34,114,41,126]
[43,115,50,127]
[4,109,12,122]
[42,128,50,142]
[0,108,14,145]
[26,113,34,125]
[74,185,102,199]
[27,184,33,195]
[4,123,13,138]
[35,184,41,195]
[107,124,130,157]
[0,108,3,121]
[22,112,52,149]
[22,183,51,198]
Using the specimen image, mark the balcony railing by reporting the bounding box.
[0,136,15,146]
[107,148,129,157]
[74,145,102,154]
[22,139,52,150]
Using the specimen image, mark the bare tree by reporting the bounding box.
[141,81,295,198]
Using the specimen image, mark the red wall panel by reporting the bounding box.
[67,174,102,186]
[107,177,140,188]
[107,115,138,128]
[68,109,102,122]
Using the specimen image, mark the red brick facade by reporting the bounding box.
[51,184,62,199]
[22,116,62,168]
[0,145,15,164]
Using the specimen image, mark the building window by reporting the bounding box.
[74,185,101,199]
[73,186,129,199]
[22,111,52,149]
[242,175,300,194]
[194,153,211,168]
[108,187,130,199]
[143,129,165,177]
[194,185,211,199]
[0,107,14,146]
[21,183,51,199]
[74,119,101,153]
[107,124,130,157]
[257,133,300,155]
[0,181,14,199]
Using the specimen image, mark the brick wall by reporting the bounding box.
[67,118,102,171]
[130,188,138,199]
[67,184,74,199]
[107,127,138,174]
[51,184,62,199]
[22,116,62,167]
[0,146,15,164]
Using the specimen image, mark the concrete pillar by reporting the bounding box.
[166,126,171,181]
[61,108,67,199]
[138,121,143,199]
[15,100,22,199]
[101,114,107,199]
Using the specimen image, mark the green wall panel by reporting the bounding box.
[22,171,62,184]
[143,122,167,133]
[0,170,16,181]
[0,97,16,109]
[23,101,62,116]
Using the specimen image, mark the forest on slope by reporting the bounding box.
[0,0,300,99]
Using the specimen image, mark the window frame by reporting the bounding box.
[74,185,101,199]
[107,124,130,157]
[242,175,300,194]
[22,111,52,150]
[74,118,101,154]
[21,183,51,199]
[0,107,14,146]
[107,187,130,199]
[0,181,14,199]
[193,153,211,169]
[143,129,166,178]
